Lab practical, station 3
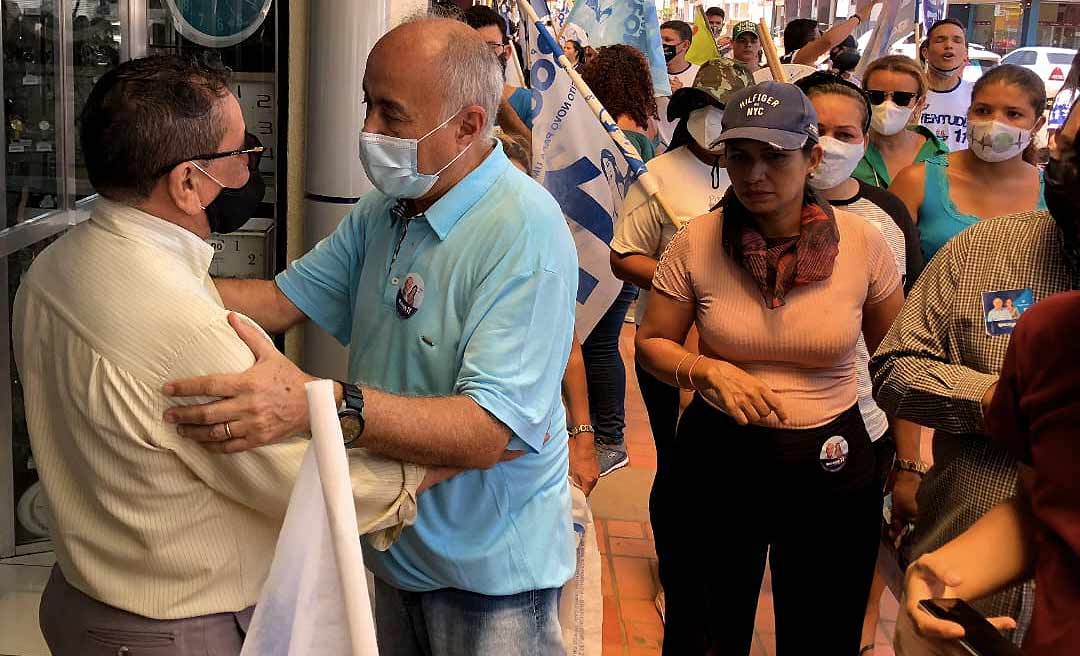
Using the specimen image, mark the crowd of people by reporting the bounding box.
[10,2,1080,656]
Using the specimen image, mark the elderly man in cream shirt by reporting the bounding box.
[12,55,444,656]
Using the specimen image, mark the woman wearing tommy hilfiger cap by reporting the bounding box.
[636,81,904,655]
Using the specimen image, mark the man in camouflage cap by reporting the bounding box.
[730,20,764,72]
[665,57,755,152]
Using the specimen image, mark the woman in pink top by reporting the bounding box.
[636,81,904,655]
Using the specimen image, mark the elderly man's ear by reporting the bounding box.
[457,106,488,142]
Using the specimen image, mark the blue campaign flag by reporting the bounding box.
[524,16,644,339]
[919,0,946,32]
[566,0,672,97]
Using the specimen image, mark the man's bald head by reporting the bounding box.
[370,18,502,139]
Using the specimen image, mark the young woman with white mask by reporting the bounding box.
[798,71,926,656]
[890,64,1047,262]
[852,56,948,189]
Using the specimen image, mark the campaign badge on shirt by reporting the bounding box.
[396,273,425,319]
[819,436,849,473]
[982,288,1033,336]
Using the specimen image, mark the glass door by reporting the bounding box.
[0,0,123,556]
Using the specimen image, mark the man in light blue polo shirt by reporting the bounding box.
[162,17,577,656]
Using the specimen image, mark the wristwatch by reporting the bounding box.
[568,424,595,437]
[894,458,930,477]
[336,381,366,448]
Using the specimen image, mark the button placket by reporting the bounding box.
[384,221,433,307]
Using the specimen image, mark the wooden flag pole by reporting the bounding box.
[758,17,787,82]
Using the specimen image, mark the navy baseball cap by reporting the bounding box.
[715,81,820,150]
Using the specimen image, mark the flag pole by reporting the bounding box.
[758,17,787,81]
[305,380,379,656]
[518,0,684,229]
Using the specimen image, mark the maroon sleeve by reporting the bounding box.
[985,312,1032,463]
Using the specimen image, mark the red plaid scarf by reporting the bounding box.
[723,189,840,309]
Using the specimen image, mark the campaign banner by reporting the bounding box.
[524,13,645,338]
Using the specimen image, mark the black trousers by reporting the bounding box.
[634,359,680,466]
[650,399,881,656]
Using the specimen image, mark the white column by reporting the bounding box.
[300,0,390,380]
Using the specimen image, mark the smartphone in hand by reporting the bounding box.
[918,598,1024,656]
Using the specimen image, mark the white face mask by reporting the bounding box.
[359,111,472,199]
[870,100,914,136]
[809,136,866,190]
[968,119,1032,163]
[686,105,725,151]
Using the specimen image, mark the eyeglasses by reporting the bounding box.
[485,42,506,54]
[866,90,918,107]
[155,132,265,179]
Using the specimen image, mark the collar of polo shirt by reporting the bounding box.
[394,139,506,241]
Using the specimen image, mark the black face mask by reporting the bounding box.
[831,49,860,73]
[663,44,678,62]
[1045,138,1080,274]
[205,170,265,235]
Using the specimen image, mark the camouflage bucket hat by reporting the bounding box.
[666,57,754,122]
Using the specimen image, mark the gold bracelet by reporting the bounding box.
[686,355,705,392]
[674,353,693,390]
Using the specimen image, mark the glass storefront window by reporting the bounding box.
[0,0,283,557]
[1037,2,1080,51]
[2,0,122,552]
[971,2,1024,54]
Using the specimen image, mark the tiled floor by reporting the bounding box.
[0,550,53,656]
[593,324,901,655]
[0,323,903,656]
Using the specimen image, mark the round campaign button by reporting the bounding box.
[396,272,425,319]
[819,436,849,473]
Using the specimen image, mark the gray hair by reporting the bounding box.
[398,14,503,139]
[441,34,503,139]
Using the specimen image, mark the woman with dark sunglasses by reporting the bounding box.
[852,56,947,189]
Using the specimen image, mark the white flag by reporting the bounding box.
[856,0,918,78]
[241,381,379,656]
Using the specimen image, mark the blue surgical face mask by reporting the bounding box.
[359,110,473,199]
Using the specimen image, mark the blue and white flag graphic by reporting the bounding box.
[566,0,671,97]
[918,0,946,34]
[525,17,645,339]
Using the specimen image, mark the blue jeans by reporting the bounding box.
[373,579,565,656]
[580,283,637,445]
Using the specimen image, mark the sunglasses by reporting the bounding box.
[866,90,918,107]
[155,132,265,179]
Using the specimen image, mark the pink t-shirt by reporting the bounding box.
[652,206,901,429]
